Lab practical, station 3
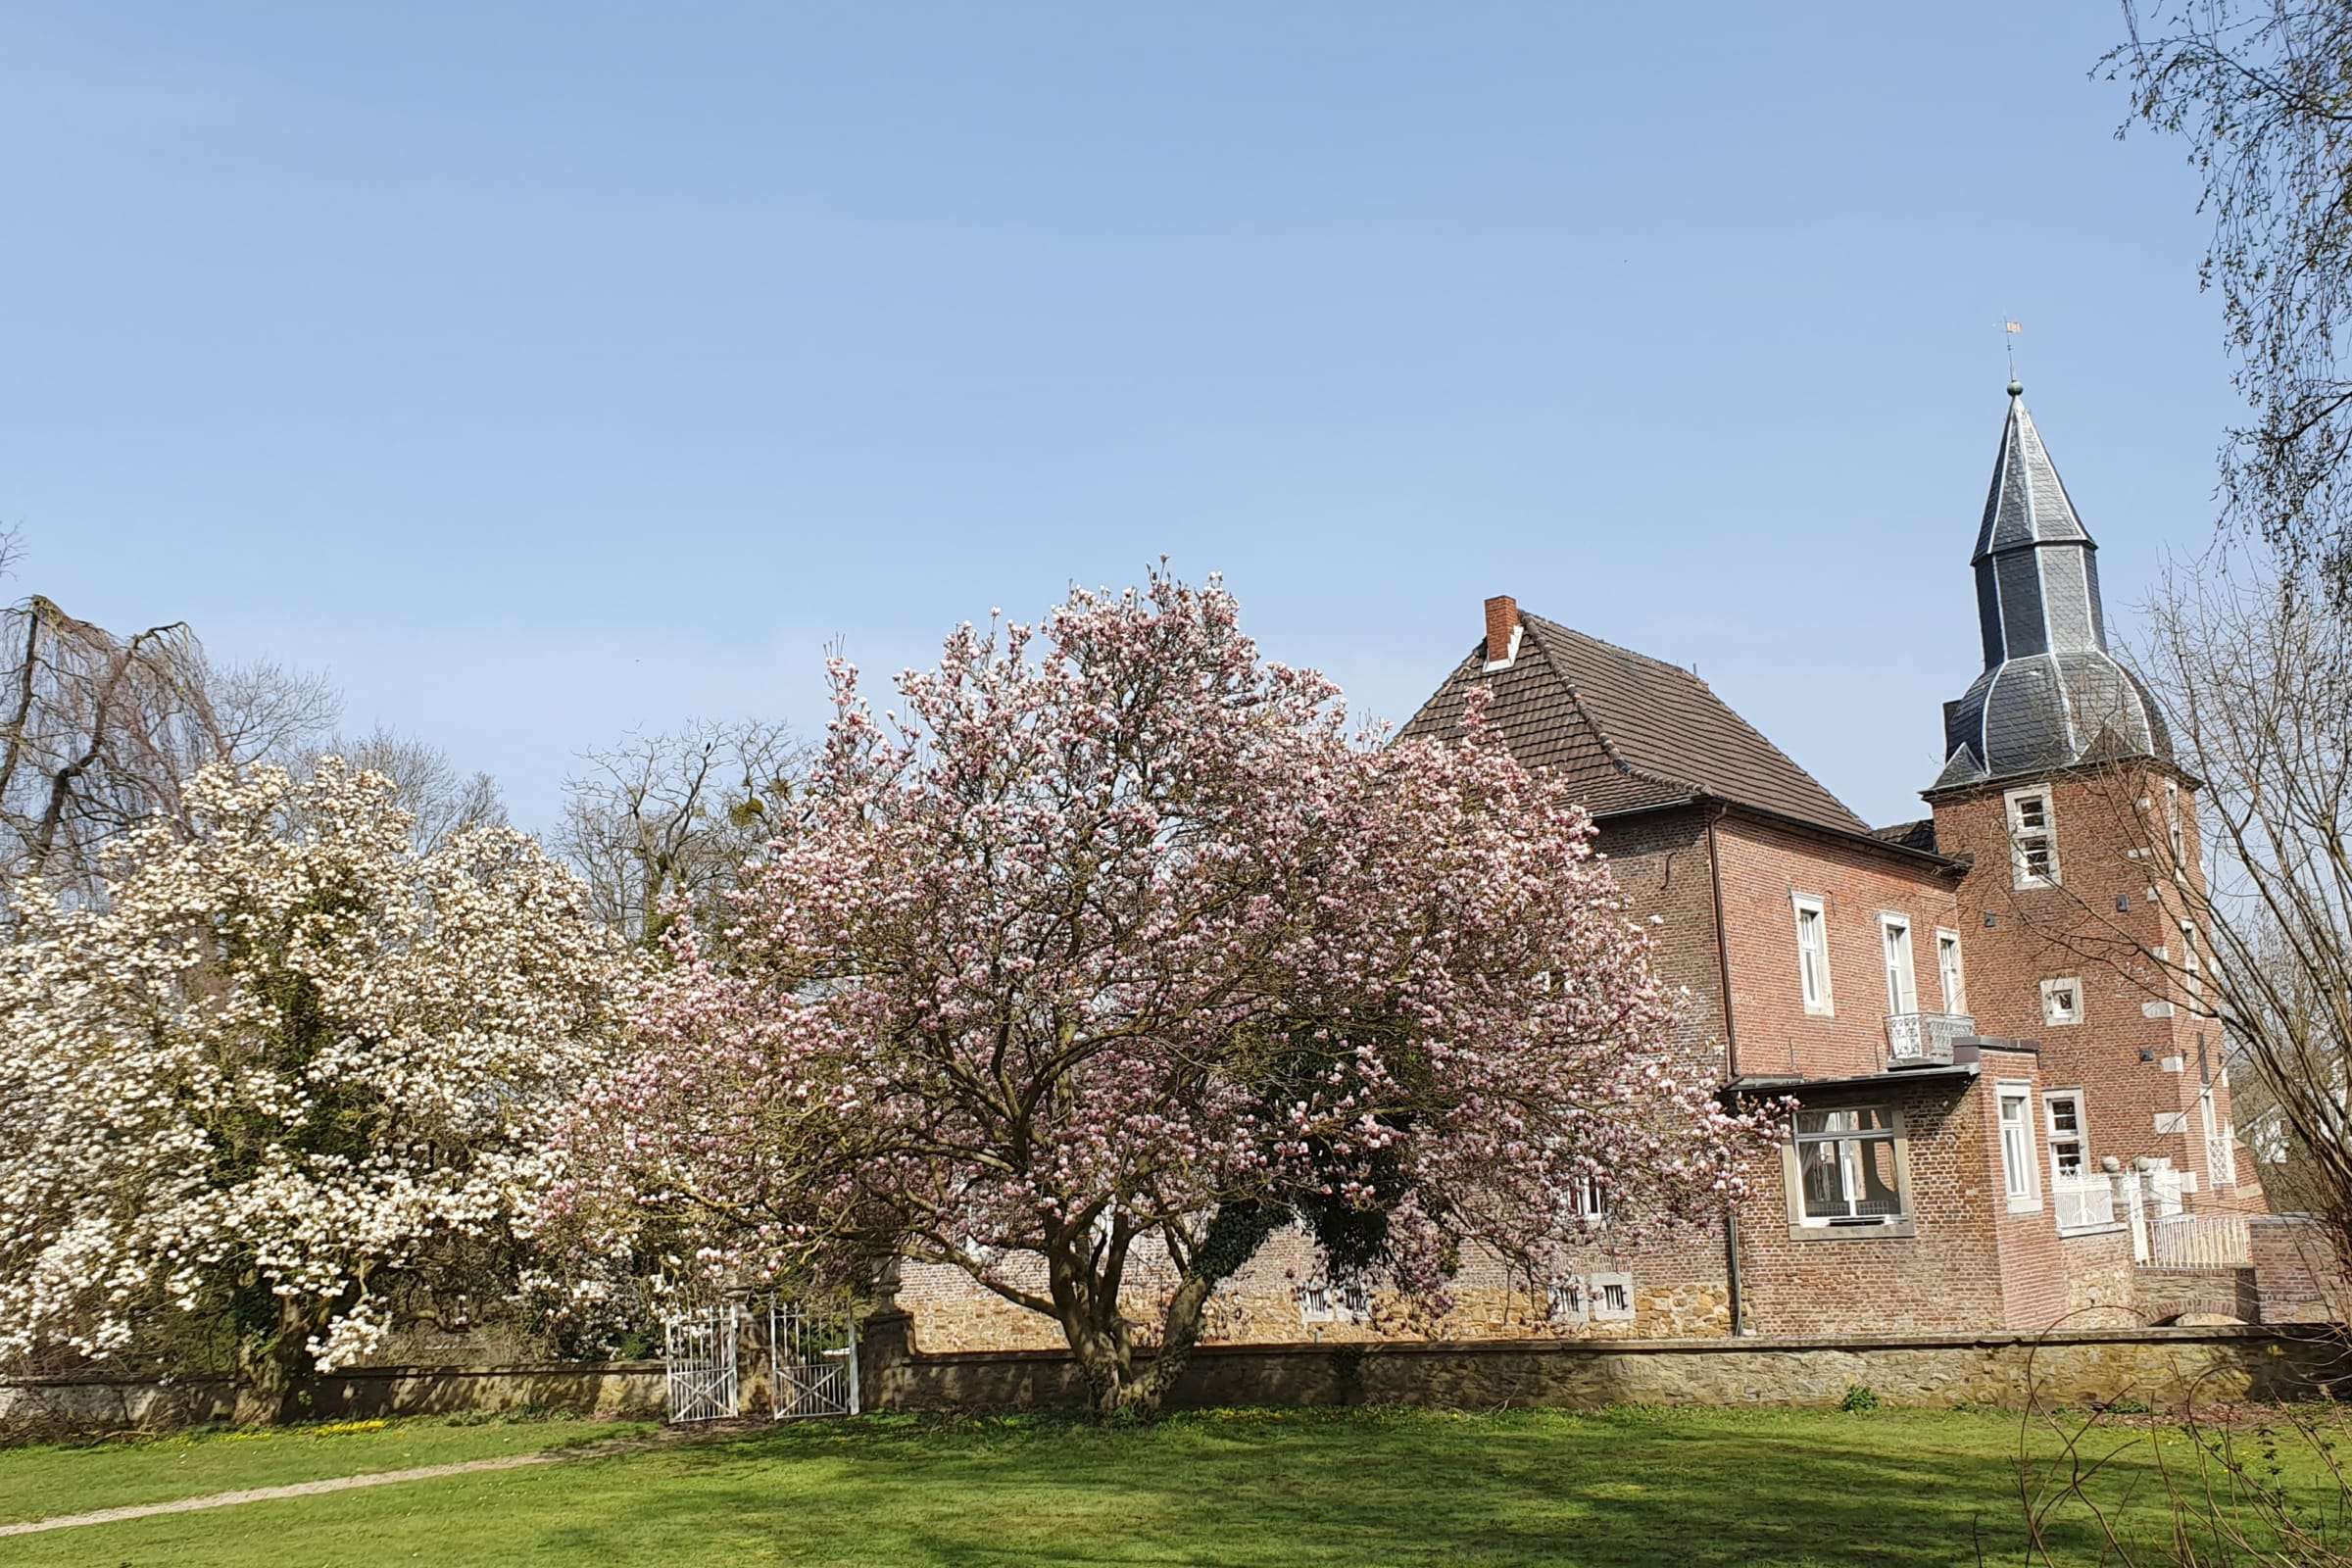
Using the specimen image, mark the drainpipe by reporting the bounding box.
[1704,805,1751,1337]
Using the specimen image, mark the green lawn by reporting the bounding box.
[1,1405,2342,1566]
[0,1412,645,1527]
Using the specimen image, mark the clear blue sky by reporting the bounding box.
[0,2,2238,834]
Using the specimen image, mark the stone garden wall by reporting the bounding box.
[858,1309,2352,1415]
[0,1361,663,1439]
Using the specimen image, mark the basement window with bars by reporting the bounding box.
[2006,786,2061,889]
[1790,1105,1908,1229]
[1299,1278,1370,1326]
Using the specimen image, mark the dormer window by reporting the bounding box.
[2006,786,2060,889]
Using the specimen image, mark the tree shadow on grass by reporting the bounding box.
[520,1408,2213,1567]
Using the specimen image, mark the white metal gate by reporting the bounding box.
[663,1302,741,1423]
[768,1298,859,1420]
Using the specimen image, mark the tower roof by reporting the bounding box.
[1974,387,2093,564]
[1932,384,2171,793]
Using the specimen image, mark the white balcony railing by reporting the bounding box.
[2054,1176,2116,1234]
[1885,1011,1974,1068]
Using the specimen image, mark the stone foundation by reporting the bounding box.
[2062,1229,2140,1327]
[2133,1267,2259,1325]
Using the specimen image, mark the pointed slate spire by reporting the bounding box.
[1968,381,2107,668]
[1931,383,2169,791]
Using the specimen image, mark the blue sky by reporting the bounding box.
[0,2,2237,833]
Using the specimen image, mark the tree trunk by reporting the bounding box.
[232,1298,320,1425]
[1062,1200,1284,1422]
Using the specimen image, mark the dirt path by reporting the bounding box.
[0,1428,684,1539]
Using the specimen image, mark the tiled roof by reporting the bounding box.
[1871,818,1939,855]
[1397,611,1873,839]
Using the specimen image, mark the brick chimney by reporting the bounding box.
[1483,595,1521,671]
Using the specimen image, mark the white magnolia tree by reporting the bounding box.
[0,760,636,1414]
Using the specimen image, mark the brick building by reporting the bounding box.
[896,382,2257,1348]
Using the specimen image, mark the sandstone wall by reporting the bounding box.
[860,1309,2346,1416]
[0,1361,664,1439]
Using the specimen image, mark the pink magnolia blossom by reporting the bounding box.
[546,569,1772,1415]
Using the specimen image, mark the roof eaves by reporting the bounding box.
[1724,1061,1983,1098]
[1716,799,1966,873]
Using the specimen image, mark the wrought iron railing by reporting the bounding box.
[1885,1011,1975,1068]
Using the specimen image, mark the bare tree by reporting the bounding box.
[557,719,806,947]
[0,594,337,897]
[309,724,506,856]
[2109,0,2352,603]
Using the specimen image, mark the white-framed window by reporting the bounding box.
[1562,1174,1609,1226]
[1792,1105,1906,1225]
[1879,913,1917,1016]
[2006,785,2060,888]
[1590,1272,1635,1321]
[2040,977,2082,1027]
[2180,920,2203,1010]
[1299,1278,1370,1325]
[2044,1090,2088,1182]
[1791,893,1833,1015]
[1936,928,1966,1014]
[1997,1084,2041,1211]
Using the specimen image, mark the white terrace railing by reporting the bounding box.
[2053,1177,2116,1234]
[2146,1211,2252,1270]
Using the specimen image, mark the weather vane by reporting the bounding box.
[2002,317,2023,390]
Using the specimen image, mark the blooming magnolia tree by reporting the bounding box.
[548,571,1768,1416]
[0,760,635,1416]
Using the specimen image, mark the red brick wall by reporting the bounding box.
[1931,769,2254,1212]
[2248,1215,2349,1324]
[1732,1046,2076,1337]
[1711,815,1966,1081]
[1736,1074,2002,1334]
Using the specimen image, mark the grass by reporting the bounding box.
[0,1411,645,1527]
[0,1403,2344,1566]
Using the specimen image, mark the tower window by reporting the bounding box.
[2005,787,2060,889]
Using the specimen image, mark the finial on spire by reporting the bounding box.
[2008,378,2024,397]
[2002,317,2024,390]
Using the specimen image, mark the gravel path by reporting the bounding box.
[0,1429,671,1539]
